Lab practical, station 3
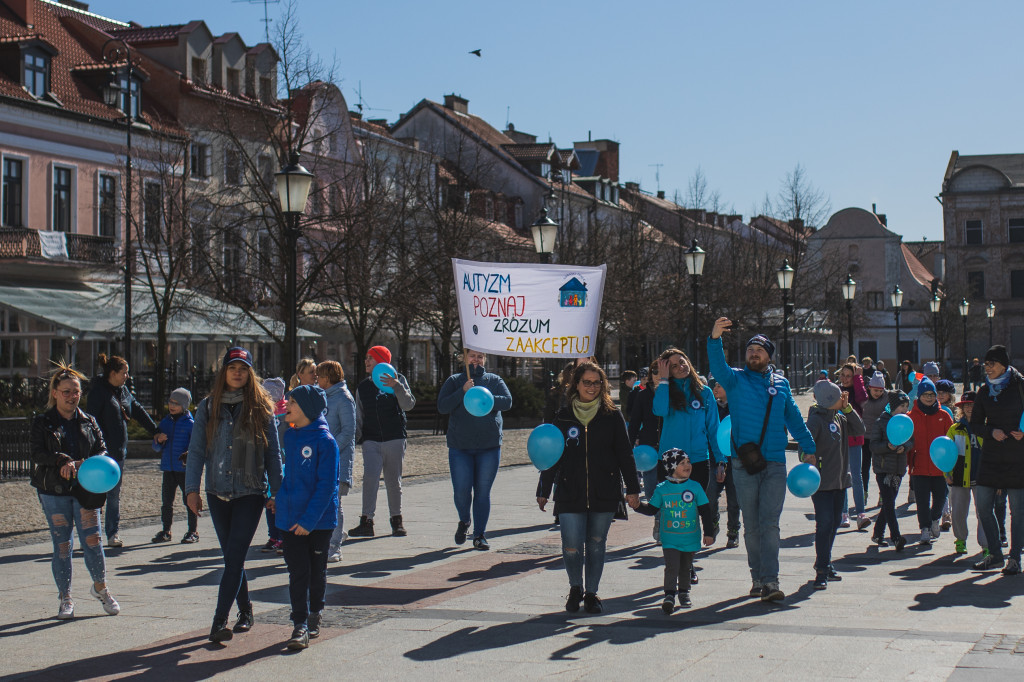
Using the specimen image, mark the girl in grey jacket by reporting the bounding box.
[870,391,912,550]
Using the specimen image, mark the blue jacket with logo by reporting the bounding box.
[153,411,194,473]
[652,379,724,463]
[707,336,815,461]
[275,416,340,532]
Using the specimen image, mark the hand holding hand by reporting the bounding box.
[711,317,732,340]
[625,494,639,509]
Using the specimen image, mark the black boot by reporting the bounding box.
[233,604,254,633]
[209,617,232,643]
[390,515,407,537]
[349,516,374,537]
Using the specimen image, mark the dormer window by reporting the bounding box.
[23,48,50,98]
[226,68,240,95]
[104,70,141,119]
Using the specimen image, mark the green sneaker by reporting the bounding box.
[983,547,991,557]
[954,539,967,555]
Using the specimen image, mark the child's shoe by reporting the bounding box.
[677,592,692,608]
[661,593,675,614]
[871,535,888,547]
[840,513,851,528]
[1002,559,1021,576]
[690,567,698,585]
[827,567,842,581]
[152,530,172,543]
[726,533,739,549]
[894,535,907,552]
[954,539,967,555]
[919,530,932,546]
[286,624,309,650]
[181,531,199,544]
[940,512,952,531]
[813,574,827,590]
[308,611,322,638]
[930,520,941,539]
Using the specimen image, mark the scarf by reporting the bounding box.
[986,369,1010,401]
[572,397,601,426]
[916,397,939,415]
[221,389,266,489]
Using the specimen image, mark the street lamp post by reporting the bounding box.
[274,152,314,374]
[841,274,857,358]
[776,259,795,378]
[891,284,904,366]
[959,298,970,386]
[930,294,941,367]
[531,190,558,264]
[987,301,996,347]
[102,39,135,365]
[684,239,706,371]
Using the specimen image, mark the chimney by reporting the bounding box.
[367,118,388,127]
[877,214,887,226]
[624,181,639,192]
[657,190,665,199]
[443,93,468,114]
[8,0,34,26]
[349,110,362,120]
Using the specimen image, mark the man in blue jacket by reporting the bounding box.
[708,317,816,603]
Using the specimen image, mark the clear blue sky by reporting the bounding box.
[92,0,1024,241]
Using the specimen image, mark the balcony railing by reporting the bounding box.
[0,228,117,265]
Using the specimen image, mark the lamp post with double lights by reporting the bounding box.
[959,298,970,383]
[274,152,314,374]
[987,301,996,347]
[102,38,136,364]
[891,284,903,366]
[841,274,857,357]
[531,190,558,264]
[684,239,706,371]
[776,259,795,378]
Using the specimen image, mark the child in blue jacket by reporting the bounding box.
[152,388,197,544]
[272,384,340,651]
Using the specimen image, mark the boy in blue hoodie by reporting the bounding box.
[152,388,197,544]
[271,384,340,651]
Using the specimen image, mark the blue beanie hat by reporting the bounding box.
[746,334,775,358]
[290,384,327,422]
[917,376,936,396]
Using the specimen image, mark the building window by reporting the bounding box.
[190,143,209,179]
[192,57,206,84]
[866,291,883,310]
[484,196,494,221]
[1010,218,1024,244]
[1012,270,1024,299]
[225,149,242,186]
[143,182,162,241]
[540,162,551,179]
[967,271,985,300]
[514,203,523,229]
[965,219,983,245]
[259,76,273,104]
[226,68,240,95]
[52,167,72,232]
[98,174,117,238]
[118,74,141,119]
[2,158,23,227]
[23,49,49,97]
[257,154,274,188]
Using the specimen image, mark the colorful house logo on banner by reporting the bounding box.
[559,277,588,307]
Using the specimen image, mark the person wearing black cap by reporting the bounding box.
[185,347,283,643]
[707,317,816,603]
[971,345,1024,574]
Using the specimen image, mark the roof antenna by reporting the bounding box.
[232,0,281,44]
[505,106,510,129]
[649,163,663,193]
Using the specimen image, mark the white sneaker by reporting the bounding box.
[57,596,74,620]
[90,585,120,615]
[930,520,940,539]
[327,551,342,563]
[919,530,932,546]
[840,514,851,528]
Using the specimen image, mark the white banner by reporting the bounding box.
[39,230,68,260]
[452,258,606,358]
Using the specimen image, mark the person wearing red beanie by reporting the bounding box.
[367,346,392,365]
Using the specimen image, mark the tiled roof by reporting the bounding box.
[501,143,555,163]
[43,0,127,32]
[901,243,936,287]
[108,21,203,45]
[351,117,393,138]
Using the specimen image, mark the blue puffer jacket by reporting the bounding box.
[324,381,356,487]
[275,417,340,532]
[152,411,194,473]
[652,378,724,463]
[707,336,815,461]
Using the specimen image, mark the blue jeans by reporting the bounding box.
[104,458,124,538]
[558,511,615,593]
[731,458,787,584]
[38,493,106,596]
[207,494,265,621]
[975,486,1024,562]
[449,447,501,537]
[848,445,865,516]
[706,464,740,535]
[811,488,844,573]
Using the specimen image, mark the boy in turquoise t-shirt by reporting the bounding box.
[634,448,716,613]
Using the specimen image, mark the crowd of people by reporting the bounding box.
[25,321,1024,649]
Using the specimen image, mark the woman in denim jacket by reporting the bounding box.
[185,347,282,644]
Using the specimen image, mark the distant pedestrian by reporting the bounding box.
[838,363,869,530]
[151,387,198,544]
[968,358,984,392]
[628,361,663,541]
[31,363,120,619]
[875,361,892,389]
[260,377,287,554]
[316,361,356,563]
[861,372,890,503]
[705,376,740,548]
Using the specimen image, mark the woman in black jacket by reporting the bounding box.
[85,354,159,547]
[31,364,120,620]
[537,362,640,614]
[971,345,1024,574]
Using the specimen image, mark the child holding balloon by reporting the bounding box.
[907,378,954,546]
[871,391,912,551]
[802,381,864,589]
[632,449,716,613]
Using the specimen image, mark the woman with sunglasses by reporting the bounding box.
[537,362,640,614]
[31,364,120,619]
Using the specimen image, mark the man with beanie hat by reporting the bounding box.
[273,383,340,649]
[152,387,197,544]
[708,317,816,602]
[350,345,416,537]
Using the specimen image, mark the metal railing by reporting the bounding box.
[0,416,32,479]
[0,227,116,265]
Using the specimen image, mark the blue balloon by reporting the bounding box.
[1019,411,1024,433]
[633,444,659,472]
[463,386,494,417]
[787,462,821,498]
[78,455,121,494]
[716,415,732,458]
[371,363,397,394]
[930,436,958,473]
[528,423,565,470]
[886,413,914,446]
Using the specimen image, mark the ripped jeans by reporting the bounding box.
[558,511,615,594]
[38,493,106,597]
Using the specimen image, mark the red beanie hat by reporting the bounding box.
[367,345,392,364]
